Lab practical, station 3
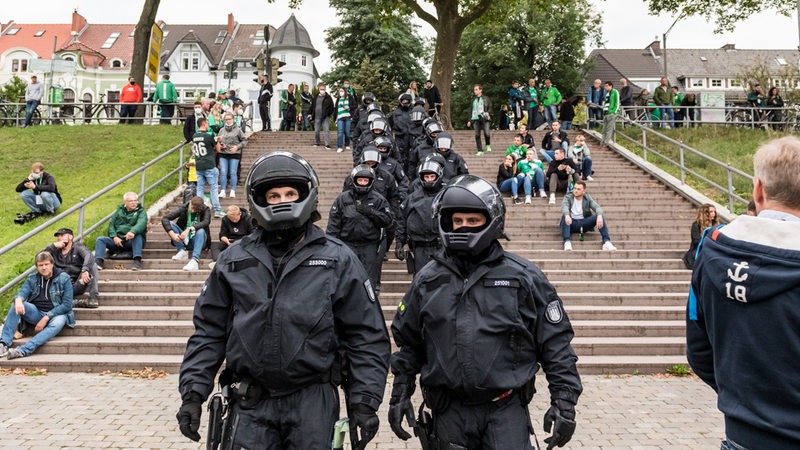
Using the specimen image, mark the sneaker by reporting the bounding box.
[74,298,89,308]
[345,146,351,151]
[564,241,573,251]
[513,197,522,205]
[586,176,594,181]
[132,258,142,271]
[602,241,618,251]
[172,249,189,261]
[525,195,532,204]
[183,259,199,271]
[475,151,484,156]
[336,147,343,153]
[96,258,104,271]
[218,190,226,198]
[540,191,547,198]
[325,145,332,150]
[7,348,25,360]
[0,342,8,358]
[214,211,225,218]
[485,145,492,153]
[229,189,236,198]
[87,296,99,308]
[549,193,556,205]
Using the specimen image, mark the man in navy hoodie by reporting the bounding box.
[687,136,800,450]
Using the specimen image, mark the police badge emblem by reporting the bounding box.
[545,300,563,324]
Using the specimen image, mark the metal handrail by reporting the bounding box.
[611,116,753,213]
[618,104,800,129]
[0,141,188,297]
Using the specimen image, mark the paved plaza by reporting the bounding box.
[0,372,723,449]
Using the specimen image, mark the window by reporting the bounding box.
[34,30,45,37]
[101,32,121,49]
[181,49,200,71]
[710,79,722,88]
[62,88,76,115]
[11,59,28,72]
[729,79,742,88]
[6,28,20,35]
[214,30,227,45]
[301,55,307,67]
[111,59,123,68]
[691,78,705,88]
[699,56,707,62]
[184,91,195,100]
[253,30,265,46]
[280,53,286,63]
[63,55,75,62]
[776,57,787,66]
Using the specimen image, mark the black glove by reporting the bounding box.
[355,204,371,216]
[176,391,204,441]
[395,243,406,261]
[352,403,379,450]
[388,382,416,440]
[543,399,576,449]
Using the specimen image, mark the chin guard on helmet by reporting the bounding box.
[246,151,321,231]
[432,175,509,254]
[418,158,444,192]
[350,164,376,195]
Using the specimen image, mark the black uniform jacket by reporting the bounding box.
[179,224,391,410]
[391,242,582,404]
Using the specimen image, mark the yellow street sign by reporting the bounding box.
[146,23,163,84]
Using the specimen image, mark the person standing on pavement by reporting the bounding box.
[151,74,178,125]
[389,175,583,450]
[23,74,44,128]
[258,75,274,131]
[468,84,492,156]
[45,228,100,308]
[191,118,224,218]
[0,252,75,360]
[687,136,800,450]
[310,84,334,149]
[176,151,390,449]
[119,75,142,124]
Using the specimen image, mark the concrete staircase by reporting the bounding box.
[1,129,694,374]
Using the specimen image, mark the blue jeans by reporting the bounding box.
[539,141,568,163]
[659,104,674,128]
[20,190,61,214]
[580,156,593,178]
[1,302,68,356]
[170,223,207,261]
[528,168,545,191]
[561,121,572,130]
[499,175,531,197]
[544,105,558,125]
[25,99,40,126]
[561,215,610,242]
[95,234,145,259]
[720,439,749,450]
[218,157,240,193]
[336,117,351,149]
[197,167,222,213]
[587,107,603,128]
[301,109,310,130]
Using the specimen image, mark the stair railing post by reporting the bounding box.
[140,162,147,207]
[679,142,686,184]
[642,127,648,161]
[727,163,735,212]
[77,198,86,240]
[178,144,185,186]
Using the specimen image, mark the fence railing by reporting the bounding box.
[611,117,754,214]
[619,104,800,130]
[0,100,255,129]
[0,141,188,298]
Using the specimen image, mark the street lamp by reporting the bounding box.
[663,11,685,80]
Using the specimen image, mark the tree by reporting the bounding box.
[129,0,161,122]
[735,59,800,104]
[0,75,28,103]
[451,0,602,126]
[322,0,426,104]
[647,0,795,33]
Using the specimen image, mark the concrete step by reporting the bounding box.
[91,292,198,307]
[377,279,689,294]
[60,320,194,337]
[575,355,689,375]
[19,336,188,355]
[74,306,193,321]
[379,292,689,307]
[571,320,685,337]
[378,304,684,322]
[373,269,688,283]
[0,353,183,373]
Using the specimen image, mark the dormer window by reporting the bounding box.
[253,30,265,46]
[101,32,121,49]
[776,57,787,66]
[214,30,227,45]
[34,30,45,37]
[111,59,124,68]
[7,28,20,35]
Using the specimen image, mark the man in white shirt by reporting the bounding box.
[560,181,616,251]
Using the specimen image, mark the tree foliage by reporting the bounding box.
[0,75,28,103]
[450,0,602,126]
[321,0,426,103]
[735,59,800,103]
[647,0,796,33]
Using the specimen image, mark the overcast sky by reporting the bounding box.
[4,0,799,74]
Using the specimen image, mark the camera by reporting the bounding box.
[14,211,41,225]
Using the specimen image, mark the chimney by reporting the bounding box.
[721,43,736,51]
[71,9,87,35]
[646,39,662,56]
[157,20,165,28]
[227,14,234,37]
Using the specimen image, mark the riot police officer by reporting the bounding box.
[434,131,469,183]
[389,93,414,168]
[408,118,443,177]
[389,175,583,450]
[176,151,390,449]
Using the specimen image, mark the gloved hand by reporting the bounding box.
[543,399,576,449]
[355,204,371,216]
[388,383,416,440]
[176,391,204,441]
[395,243,406,261]
[352,403,380,450]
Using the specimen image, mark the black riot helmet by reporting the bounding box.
[410,105,425,123]
[399,93,413,109]
[435,131,454,156]
[360,146,382,167]
[432,175,508,255]
[366,102,382,113]
[350,164,375,195]
[373,135,394,154]
[370,117,388,134]
[414,96,426,106]
[418,156,444,193]
[425,120,443,142]
[246,151,321,231]
[362,92,376,105]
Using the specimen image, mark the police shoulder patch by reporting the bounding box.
[545,300,563,324]
[364,279,376,303]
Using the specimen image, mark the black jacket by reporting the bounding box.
[161,203,212,250]
[546,157,578,180]
[438,149,469,183]
[327,189,393,244]
[342,167,404,218]
[424,85,441,111]
[310,93,334,121]
[45,242,94,281]
[391,241,582,403]
[16,171,62,203]
[396,185,439,245]
[407,136,436,178]
[541,130,569,151]
[219,210,254,243]
[179,224,391,410]
[389,106,412,136]
[258,82,273,105]
[497,163,516,188]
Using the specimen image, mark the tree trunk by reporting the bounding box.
[429,13,462,131]
[130,0,161,123]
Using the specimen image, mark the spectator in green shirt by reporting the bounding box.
[541,79,562,128]
[602,81,620,145]
[672,86,685,127]
[151,74,178,125]
[653,77,673,129]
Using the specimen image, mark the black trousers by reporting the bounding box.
[434,393,533,450]
[259,102,271,130]
[348,241,383,293]
[410,242,440,274]
[223,383,339,450]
